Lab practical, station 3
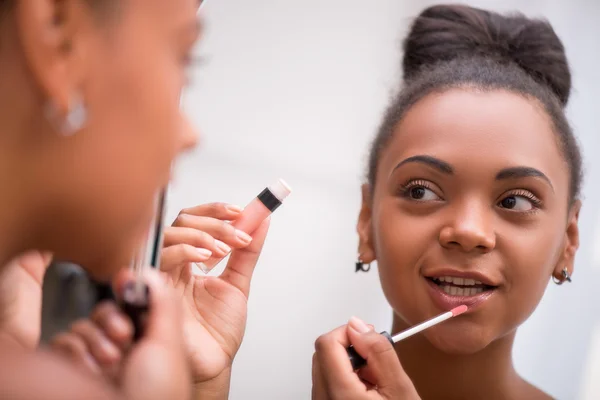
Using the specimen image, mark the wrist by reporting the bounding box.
[193,368,232,400]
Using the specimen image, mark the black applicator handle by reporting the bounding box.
[346,331,394,370]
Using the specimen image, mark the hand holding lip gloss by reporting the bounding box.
[196,179,292,274]
[347,305,468,370]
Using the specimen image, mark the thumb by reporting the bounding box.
[117,269,190,400]
[347,317,418,396]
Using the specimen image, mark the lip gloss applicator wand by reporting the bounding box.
[347,305,468,370]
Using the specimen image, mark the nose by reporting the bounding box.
[179,115,199,153]
[439,200,496,253]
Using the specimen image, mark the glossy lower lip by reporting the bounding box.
[425,278,495,312]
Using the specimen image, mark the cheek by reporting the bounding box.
[374,201,435,321]
[86,43,182,197]
[89,34,183,177]
[65,39,184,264]
[501,223,565,324]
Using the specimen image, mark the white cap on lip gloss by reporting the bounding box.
[268,179,292,202]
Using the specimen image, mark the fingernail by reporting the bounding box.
[226,204,243,213]
[349,316,372,334]
[100,340,120,361]
[109,315,129,336]
[196,248,212,258]
[235,229,253,244]
[83,354,101,374]
[214,240,231,254]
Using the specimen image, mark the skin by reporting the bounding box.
[0,251,52,349]
[313,89,581,399]
[0,0,213,398]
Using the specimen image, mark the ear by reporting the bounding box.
[553,200,581,280]
[15,0,90,115]
[357,183,376,263]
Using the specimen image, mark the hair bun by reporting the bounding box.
[402,4,571,105]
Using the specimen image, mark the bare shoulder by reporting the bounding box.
[0,340,117,400]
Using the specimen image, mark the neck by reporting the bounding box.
[0,70,44,267]
[0,154,33,267]
[392,314,522,400]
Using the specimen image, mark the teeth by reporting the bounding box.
[440,286,484,297]
[434,276,482,286]
[434,278,485,297]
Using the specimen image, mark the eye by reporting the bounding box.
[399,180,442,202]
[497,190,541,212]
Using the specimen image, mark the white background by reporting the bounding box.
[170,1,600,398]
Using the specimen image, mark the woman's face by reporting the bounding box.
[359,89,580,354]
[15,0,201,279]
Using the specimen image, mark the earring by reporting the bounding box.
[44,93,88,136]
[552,267,572,285]
[355,255,371,273]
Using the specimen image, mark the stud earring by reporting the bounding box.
[44,93,88,136]
[552,267,572,285]
[355,255,371,273]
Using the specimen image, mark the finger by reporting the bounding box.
[311,353,329,400]
[50,332,102,375]
[69,320,122,365]
[160,243,212,274]
[171,214,251,249]
[162,226,217,257]
[220,218,270,298]
[90,302,134,350]
[346,317,418,396]
[176,202,242,220]
[314,325,361,391]
[13,250,52,284]
[119,269,190,400]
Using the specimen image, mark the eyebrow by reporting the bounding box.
[391,155,554,191]
[496,166,554,191]
[392,155,454,175]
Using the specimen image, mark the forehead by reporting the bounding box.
[378,89,570,190]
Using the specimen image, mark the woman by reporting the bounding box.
[312,4,582,399]
[0,0,262,398]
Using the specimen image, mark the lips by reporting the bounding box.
[422,270,500,311]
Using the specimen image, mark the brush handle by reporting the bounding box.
[346,331,393,370]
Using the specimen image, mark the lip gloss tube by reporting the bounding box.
[197,179,292,274]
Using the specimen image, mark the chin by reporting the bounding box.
[422,323,495,355]
[56,246,132,283]
[83,261,126,283]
